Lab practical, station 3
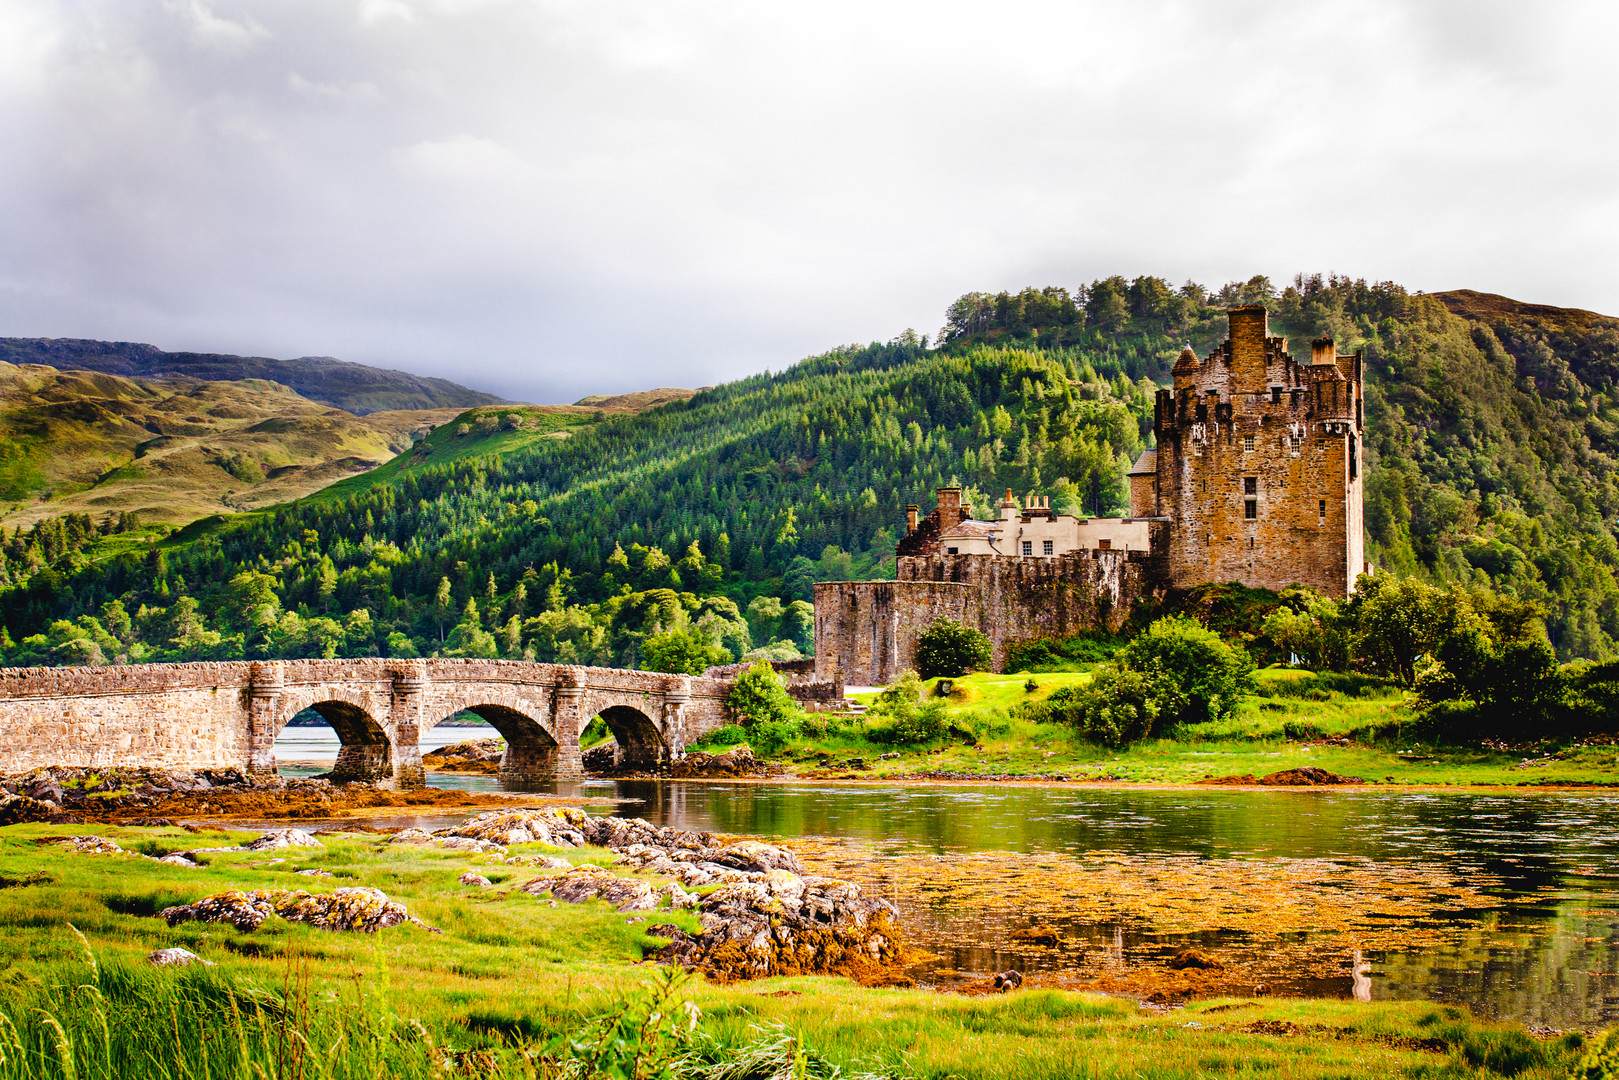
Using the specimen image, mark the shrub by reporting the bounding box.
[691,723,749,749]
[1005,631,1123,672]
[914,619,992,678]
[1121,616,1256,725]
[724,661,803,728]
[1037,669,1160,747]
[866,670,948,745]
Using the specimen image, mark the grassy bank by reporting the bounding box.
[703,669,1619,787]
[0,821,1590,1079]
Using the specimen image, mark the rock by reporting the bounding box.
[706,840,805,875]
[1168,948,1224,970]
[24,778,63,804]
[527,865,659,911]
[147,948,214,968]
[295,868,334,878]
[993,970,1023,991]
[581,745,616,772]
[55,835,124,855]
[156,854,201,868]
[442,808,589,848]
[160,887,439,934]
[389,828,434,842]
[1009,926,1062,947]
[459,871,493,887]
[0,793,60,824]
[1257,767,1363,786]
[245,829,324,852]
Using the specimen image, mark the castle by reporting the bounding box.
[814,305,1367,685]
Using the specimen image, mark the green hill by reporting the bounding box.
[5,275,1619,670]
[0,361,463,529]
[0,338,506,415]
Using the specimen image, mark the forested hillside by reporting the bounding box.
[2,273,1617,669]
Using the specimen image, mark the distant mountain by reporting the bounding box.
[0,338,505,415]
[0,361,462,527]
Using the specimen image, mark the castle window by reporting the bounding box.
[1243,434,1255,452]
[1244,476,1257,495]
[1021,540,1032,556]
[947,546,959,555]
[1098,538,1112,550]
[1244,499,1257,520]
[1042,540,1054,555]
[1270,386,1282,404]
[1196,401,1208,421]
[1319,500,1326,523]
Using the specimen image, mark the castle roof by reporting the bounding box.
[1172,347,1198,374]
[937,519,1000,541]
[1127,449,1157,477]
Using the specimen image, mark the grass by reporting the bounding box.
[713,669,1619,787]
[0,821,1589,1079]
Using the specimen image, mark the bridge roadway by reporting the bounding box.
[0,658,734,788]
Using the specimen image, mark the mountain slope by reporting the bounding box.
[0,362,461,528]
[0,338,505,415]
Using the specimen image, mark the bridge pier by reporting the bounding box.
[389,662,428,790]
[247,661,285,780]
[662,677,691,761]
[531,677,584,782]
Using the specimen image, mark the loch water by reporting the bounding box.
[273,728,1619,1027]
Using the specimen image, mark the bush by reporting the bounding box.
[866,671,949,745]
[914,619,992,678]
[1005,631,1123,673]
[691,723,749,749]
[1121,616,1256,725]
[1035,670,1160,747]
[724,661,803,729]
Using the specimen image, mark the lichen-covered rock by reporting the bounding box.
[457,806,908,983]
[160,887,439,934]
[442,807,590,848]
[157,853,201,868]
[245,829,324,852]
[706,839,804,875]
[459,871,493,887]
[56,835,123,855]
[148,947,214,967]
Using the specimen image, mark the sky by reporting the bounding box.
[0,1,1616,405]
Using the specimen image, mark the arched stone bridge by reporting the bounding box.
[0,658,735,788]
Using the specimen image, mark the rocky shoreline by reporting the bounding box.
[0,766,540,825]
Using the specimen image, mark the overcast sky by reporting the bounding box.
[0,1,1615,404]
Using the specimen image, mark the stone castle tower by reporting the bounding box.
[1129,305,1365,598]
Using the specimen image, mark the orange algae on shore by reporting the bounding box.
[789,837,1556,1000]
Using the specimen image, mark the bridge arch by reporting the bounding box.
[594,702,666,770]
[275,688,393,782]
[435,702,559,786]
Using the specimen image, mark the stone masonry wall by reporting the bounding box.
[814,539,1169,685]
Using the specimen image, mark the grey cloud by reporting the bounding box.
[0,0,1615,404]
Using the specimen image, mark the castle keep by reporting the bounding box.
[814,305,1366,685]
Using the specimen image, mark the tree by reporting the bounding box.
[641,626,731,675]
[914,618,992,678]
[434,577,454,642]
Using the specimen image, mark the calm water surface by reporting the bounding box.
[272,734,1619,1026]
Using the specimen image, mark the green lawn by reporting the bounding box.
[730,669,1619,787]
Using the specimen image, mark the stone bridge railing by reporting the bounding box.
[0,658,734,788]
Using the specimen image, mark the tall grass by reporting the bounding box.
[0,952,909,1080]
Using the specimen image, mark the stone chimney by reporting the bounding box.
[905,505,919,532]
[936,487,965,527]
[1311,338,1337,366]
